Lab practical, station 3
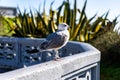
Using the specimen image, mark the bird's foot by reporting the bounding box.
[54,57,61,61]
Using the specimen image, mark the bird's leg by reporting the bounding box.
[53,50,60,60]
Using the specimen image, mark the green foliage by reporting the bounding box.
[89,15,120,80]
[101,67,120,80]
[0,16,15,36]
[3,6,57,38]
[2,0,118,42]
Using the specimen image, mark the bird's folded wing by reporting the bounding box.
[40,32,67,50]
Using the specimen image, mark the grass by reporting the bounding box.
[101,66,120,80]
[90,27,120,80]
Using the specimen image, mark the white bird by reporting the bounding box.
[40,23,71,60]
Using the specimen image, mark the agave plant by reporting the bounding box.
[55,0,112,42]
[3,0,118,42]
[56,0,117,42]
[3,8,56,38]
[0,16,16,36]
[6,1,58,38]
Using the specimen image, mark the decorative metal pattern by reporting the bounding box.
[64,70,91,80]
[61,63,99,80]
[1,43,16,59]
[0,37,83,68]
[21,44,42,66]
[0,38,18,68]
[0,37,100,80]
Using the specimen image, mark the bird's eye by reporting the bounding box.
[62,24,67,27]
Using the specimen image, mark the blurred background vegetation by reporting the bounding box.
[0,0,120,80]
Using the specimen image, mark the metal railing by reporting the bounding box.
[0,37,101,80]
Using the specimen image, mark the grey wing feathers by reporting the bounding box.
[46,32,58,40]
[40,32,67,50]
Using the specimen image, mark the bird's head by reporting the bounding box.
[58,23,71,30]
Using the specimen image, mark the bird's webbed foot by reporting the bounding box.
[53,50,61,61]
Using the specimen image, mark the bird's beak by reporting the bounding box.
[69,26,72,28]
[68,26,72,30]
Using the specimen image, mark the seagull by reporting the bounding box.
[40,23,71,60]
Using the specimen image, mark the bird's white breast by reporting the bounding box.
[57,30,70,48]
